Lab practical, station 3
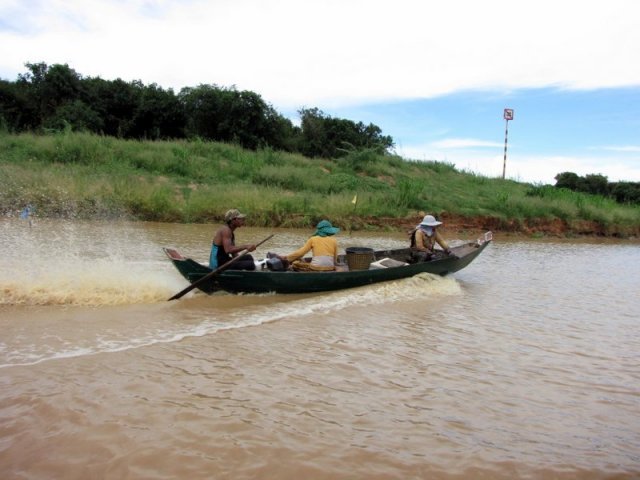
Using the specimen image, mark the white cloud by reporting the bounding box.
[596,145,640,153]
[506,154,640,185]
[396,144,640,185]
[431,138,503,149]
[1,0,640,108]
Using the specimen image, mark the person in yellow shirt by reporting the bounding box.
[278,220,340,271]
[410,214,452,262]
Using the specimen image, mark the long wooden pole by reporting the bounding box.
[502,118,509,179]
[168,234,274,301]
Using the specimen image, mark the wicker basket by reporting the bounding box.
[345,247,374,271]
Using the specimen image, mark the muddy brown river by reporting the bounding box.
[1,219,638,479]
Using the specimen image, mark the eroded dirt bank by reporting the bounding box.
[356,213,640,240]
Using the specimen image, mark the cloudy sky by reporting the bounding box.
[1,0,639,184]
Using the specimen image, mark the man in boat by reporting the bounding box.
[210,209,257,270]
[410,214,452,262]
[275,220,340,271]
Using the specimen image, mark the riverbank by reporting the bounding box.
[2,131,639,238]
[361,212,640,239]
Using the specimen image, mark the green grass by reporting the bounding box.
[1,130,639,237]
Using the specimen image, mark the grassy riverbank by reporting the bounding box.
[1,131,639,237]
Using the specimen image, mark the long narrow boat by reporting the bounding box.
[164,232,492,295]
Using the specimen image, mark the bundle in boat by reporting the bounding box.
[369,257,409,269]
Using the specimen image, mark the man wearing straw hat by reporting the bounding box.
[410,214,452,262]
[210,209,257,270]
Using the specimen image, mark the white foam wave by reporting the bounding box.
[0,218,187,306]
[238,272,461,325]
[0,273,460,368]
[0,268,183,306]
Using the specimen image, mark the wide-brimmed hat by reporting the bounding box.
[314,220,340,237]
[225,209,246,223]
[419,214,442,227]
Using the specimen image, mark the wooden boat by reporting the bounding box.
[164,232,492,295]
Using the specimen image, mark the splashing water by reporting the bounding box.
[0,218,463,367]
[0,218,183,306]
[0,271,460,368]
[2,263,179,305]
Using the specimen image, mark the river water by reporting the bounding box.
[1,219,638,479]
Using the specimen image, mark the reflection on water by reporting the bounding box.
[0,219,639,479]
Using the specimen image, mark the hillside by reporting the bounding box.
[1,131,639,238]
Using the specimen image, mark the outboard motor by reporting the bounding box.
[266,257,286,271]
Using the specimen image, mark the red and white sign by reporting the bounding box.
[504,108,514,120]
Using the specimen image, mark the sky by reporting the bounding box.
[1,0,639,185]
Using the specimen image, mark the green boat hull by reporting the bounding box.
[164,234,491,295]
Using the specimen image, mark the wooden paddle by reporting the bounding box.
[168,234,274,301]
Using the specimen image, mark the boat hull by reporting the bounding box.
[164,234,491,295]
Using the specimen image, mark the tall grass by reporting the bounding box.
[1,131,639,236]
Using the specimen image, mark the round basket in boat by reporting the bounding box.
[345,247,374,271]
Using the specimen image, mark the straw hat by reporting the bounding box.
[419,215,442,227]
[225,209,246,223]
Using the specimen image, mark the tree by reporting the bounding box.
[1,62,392,156]
[554,171,581,190]
[554,171,640,204]
[223,89,270,149]
[298,108,394,158]
[0,79,36,131]
[263,105,299,152]
[179,85,291,150]
[43,99,104,132]
[611,182,640,204]
[82,77,140,137]
[580,174,609,196]
[128,83,185,139]
[180,84,230,141]
[17,62,83,125]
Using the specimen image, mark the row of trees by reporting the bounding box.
[0,62,394,158]
[554,172,640,204]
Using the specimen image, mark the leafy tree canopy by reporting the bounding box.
[555,171,640,205]
[1,62,394,160]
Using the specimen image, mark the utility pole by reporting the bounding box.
[502,108,514,179]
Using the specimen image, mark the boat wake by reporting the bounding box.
[0,264,183,306]
[0,273,460,369]
[157,272,463,350]
[243,272,462,324]
[1,219,466,368]
[0,218,184,306]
